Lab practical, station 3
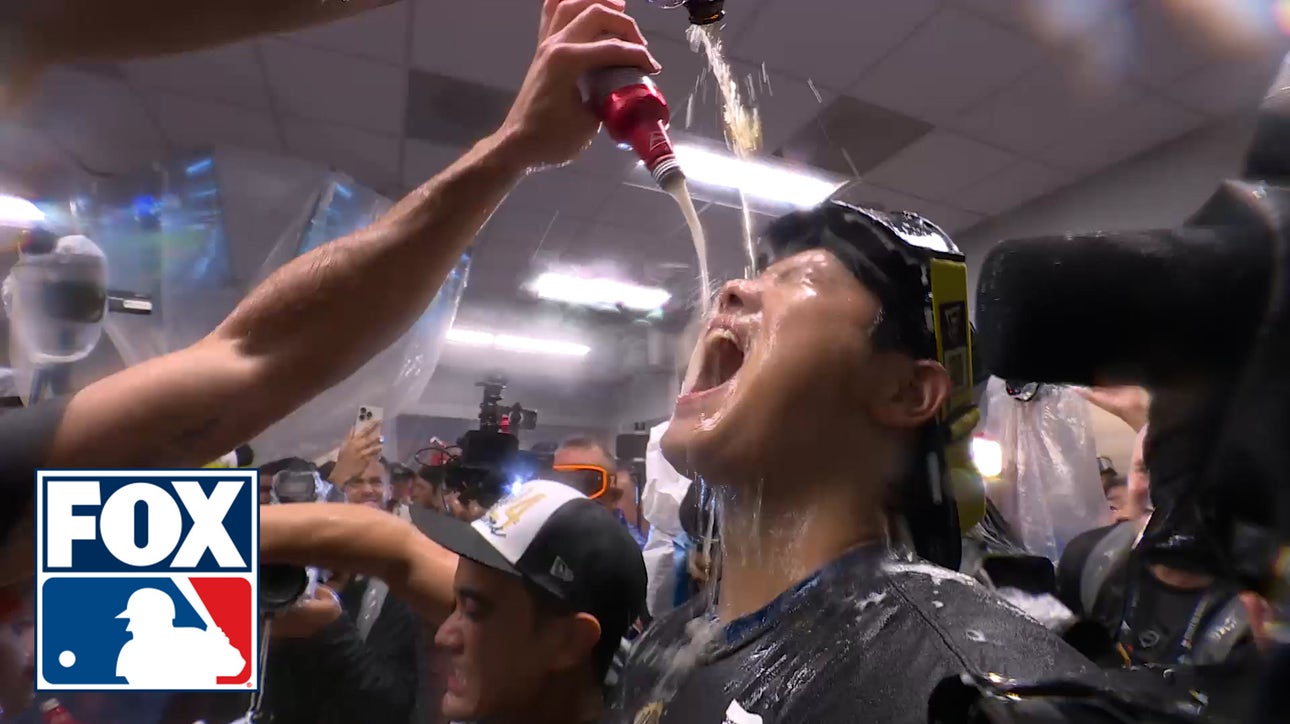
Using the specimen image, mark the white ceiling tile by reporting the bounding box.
[952,61,1138,154]
[835,184,983,234]
[596,183,690,235]
[948,159,1070,215]
[952,0,1119,45]
[278,2,410,65]
[411,0,537,91]
[283,117,401,193]
[260,39,406,135]
[124,42,271,109]
[503,165,619,220]
[1161,51,1287,118]
[1034,94,1206,172]
[402,138,464,189]
[733,0,942,90]
[478,203,586,249]
[850,8,1042,125]
[147,93,280,151]
[23,69,165,174]
[865,130,1017,201]
[571,135,638,181]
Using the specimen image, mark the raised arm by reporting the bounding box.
[260,504,458,624]
[41,0,658,470]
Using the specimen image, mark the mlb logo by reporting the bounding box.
[35,470,259,691]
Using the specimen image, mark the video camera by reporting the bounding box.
[416,377,539,509]
[976,58,1290,595]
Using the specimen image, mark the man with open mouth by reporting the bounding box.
[611,201,1094,724]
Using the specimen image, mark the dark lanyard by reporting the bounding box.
[1117,563,1224,665]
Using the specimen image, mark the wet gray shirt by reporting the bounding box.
[612,544,1093,724]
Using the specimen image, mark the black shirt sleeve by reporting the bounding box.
[0,396,71,542]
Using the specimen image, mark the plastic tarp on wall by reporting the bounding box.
[40,145,467,462]
[979,378,1109,561]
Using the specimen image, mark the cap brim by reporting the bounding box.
[409,506,518,576]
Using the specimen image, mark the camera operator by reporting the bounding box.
[0,0,661,600]
[255,458,421,724]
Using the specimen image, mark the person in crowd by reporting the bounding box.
[640,318,703,617]
[0,2,658,714]
[260,479,646,724]
[614,465,648,539]
[388,462,417,518]
[341,457,388,511]
[553,437,647,546]
[1059,408,1266,718]
[611,202,1095,723]
[1103,470,1130,523]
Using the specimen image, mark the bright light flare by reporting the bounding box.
[0,194,45,227]
[447,327,590,358]
[530,272,670,312]
[671,144,839,209]
[970,436,1004,479]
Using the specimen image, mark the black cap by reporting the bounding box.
[410,480,646,648]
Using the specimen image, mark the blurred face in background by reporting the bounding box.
[553,444,618,508]
[344,458,386,510]
[1124,426,1153,522]
[0,595,34,715]
[258,475,273,505]
[1105,481,1129,522]
[390,474,414,506]
[411,475,439,510]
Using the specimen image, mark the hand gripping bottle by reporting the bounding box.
[580,68,685,190]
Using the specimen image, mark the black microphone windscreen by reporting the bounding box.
[235,444,254,467]
[975,225,1271,386]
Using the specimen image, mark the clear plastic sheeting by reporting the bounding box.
[247,181,469,462]
[30,146,467,462]
[979,377,1108,561]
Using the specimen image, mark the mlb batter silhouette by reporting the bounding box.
[114,588,245,687]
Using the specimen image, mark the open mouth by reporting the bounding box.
[690,326,746,395]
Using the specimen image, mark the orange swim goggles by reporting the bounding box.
[549,464,620,501]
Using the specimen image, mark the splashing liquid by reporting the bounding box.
[665,177,713,314]
[687,23,763,278]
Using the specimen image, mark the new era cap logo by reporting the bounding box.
[550,557,574,583]
[35,470,259,692]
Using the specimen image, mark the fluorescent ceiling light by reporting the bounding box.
[0,194,45,227]
[670,144,839,208]
[447,327,590,358]
[529,272,670,312]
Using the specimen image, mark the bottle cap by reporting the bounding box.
[650,156,686,190]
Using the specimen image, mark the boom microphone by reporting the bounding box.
[975,220,1272,387]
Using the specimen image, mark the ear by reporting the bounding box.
[546,613,602,672]
[870,359,951,429]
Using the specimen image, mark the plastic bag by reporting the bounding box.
[979,378,1109,561]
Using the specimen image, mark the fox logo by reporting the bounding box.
[35,470,259,691]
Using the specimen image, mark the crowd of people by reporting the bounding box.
[0,0,1285,723]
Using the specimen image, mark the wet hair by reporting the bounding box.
[760,202,936,359]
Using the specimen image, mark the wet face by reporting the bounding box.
[344,459,386,510]
[663,248,936,486]
[434,560,582,721]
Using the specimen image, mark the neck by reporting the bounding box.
[710,468,885,621]
[495,674,601,724]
